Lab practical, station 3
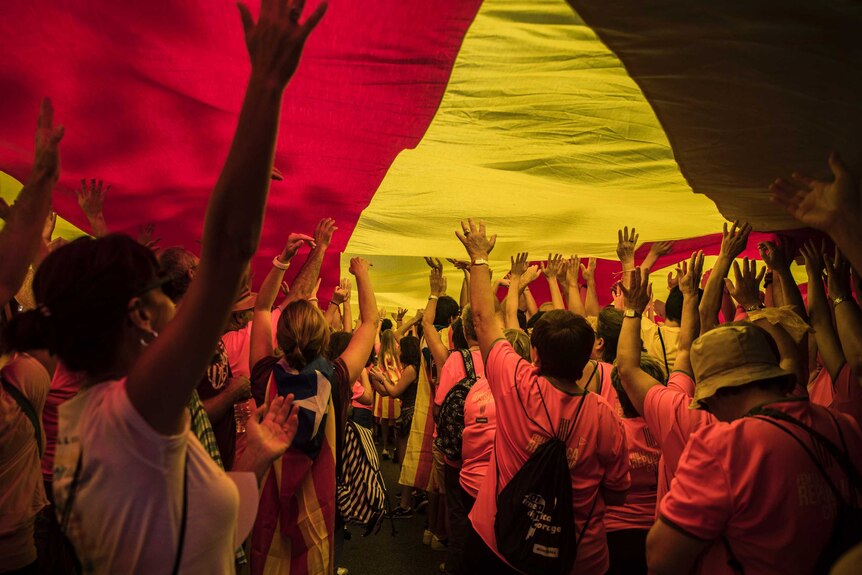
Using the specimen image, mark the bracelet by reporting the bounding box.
[831,296,849,309]
[308,297,318,303]
[471,259,489,266]
[744,303,765,312]
[428,295,439,300]
[272,256,290,270]
[329,300,341,307]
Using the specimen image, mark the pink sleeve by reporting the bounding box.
[435,353,461,407]
[659,430,732,540]
[484,339,524,403]
[667,371,695,397]
[597,405,631,491]
[643,385,681,449]
[831,364,862,423]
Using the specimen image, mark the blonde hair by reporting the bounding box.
[379,329,401,370]
[276,300,330,370]
[504,328,532,361]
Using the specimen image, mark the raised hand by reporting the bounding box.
[429,266,447,297]
[246,394,300,463]
[770,152,860,233]
[620,267,652,314]
[521,265,540,287]
[800,240,826,279]
[541,253,564,279]
[824,248,852,301]
[396,307,408,321]
[455,219,496,261]
[611,282,625,310]
[424,257,443,273]
[617,226,639,265]
[281,232,315,260]
[758,241,788,271]
[237,0,328,89]
[509,252,529,279]
[138,223,161,252]
[564,255,581,288]
[649,240,674,259]
[724,258,765,309]
[349,256,371,276]
[579,257,596,283]
[676,251,705,297]
[33,98,64,184]
[42,211,57,242]
[719,220,752,259]
[312,217,337,249]
[331,278,350,305]
[77,179,108,220]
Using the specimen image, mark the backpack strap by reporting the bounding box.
[657,326,670,380]
[2,376,42,455]
[459,349,477,382]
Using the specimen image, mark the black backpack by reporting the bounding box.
[494,373,596,575]
[732,407,862,575]
[434,349,478,461]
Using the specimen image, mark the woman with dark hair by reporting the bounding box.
[248,255,378,574]
[369,335,421,517]
[1,3,326,572]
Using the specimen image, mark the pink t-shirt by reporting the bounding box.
[459,379,496,498]
[436,348,485,467]
[642,372,714,507]
[221,308,283,380]
[660,399,862,575]
[808,363,862,424]
[351,370,372,411]
[585,360,620,417]
[604,417,660,532]
[41,362,86,482]
[468,341,631,575]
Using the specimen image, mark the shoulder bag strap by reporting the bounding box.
[170,451,189,575]
[2,377,42,454]
[460,349,476,381]
[657,326,670,380]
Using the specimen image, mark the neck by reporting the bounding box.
[664,319,680,328]
[545,374,585,395]
[734,388,791,419]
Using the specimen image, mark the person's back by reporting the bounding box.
[469,340,630,574]
[660,399,862,574]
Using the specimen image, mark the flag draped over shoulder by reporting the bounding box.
[252,359,337,575]
[398,327,450,490]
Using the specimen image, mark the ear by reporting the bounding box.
[530,346,540,366]
[187,267,196,281]
[595,337,606,351]
[127,296,154,332]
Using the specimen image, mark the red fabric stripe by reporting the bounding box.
[0,0,482,293]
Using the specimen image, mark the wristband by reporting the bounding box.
[272,256,290,270]
[308,297,318,303]
[329,300,341,307]
[831,296,849,309]
[744,303,765,312]
[471,259,489,266]
[428,295,439,300]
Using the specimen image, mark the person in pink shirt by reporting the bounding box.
[456,224,630,575]
[604,356,664,575]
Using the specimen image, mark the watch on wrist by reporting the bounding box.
[831,296,848,309]
[744,303,765,312]
[471,258,489,266]
[272,256,290,270]
[624,309,642,318]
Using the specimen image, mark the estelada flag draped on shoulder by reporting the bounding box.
[251,358,337,575]
[398,327,451,490]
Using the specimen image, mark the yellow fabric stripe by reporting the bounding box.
[343,0,727,310]
[1,170,87,240]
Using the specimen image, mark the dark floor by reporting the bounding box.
[339,447,445,575]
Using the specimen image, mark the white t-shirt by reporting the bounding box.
[53,379,238,574]
[0,354,51,571]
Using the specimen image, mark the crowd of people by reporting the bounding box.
[2,1,862,574]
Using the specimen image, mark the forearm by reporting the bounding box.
[618,316,653,414]
[234,443,273,484]
[584,279,600,317]
[285,246,326,303]
[699,256,733,333]
[459,272,469,310]
[505,279,521,329]
[257,263,287,312]
[87,213,110,238]
[677,297,700,353]
[547,277,565,310]
[201,391,239,424]
[567,284,586,316]
[807,277,845,378]
[470,264,504,357]
[524,288,538,317]
[324,302,340,329]
[342,299,353,333]
[0,175,54,307]
[775,267,807,320]
[422,303,450,370]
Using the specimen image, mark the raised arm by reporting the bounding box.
[126,0,328,435]
[505,253,529,330]
[771,152,862,275]
[421,262,451,372]
[617,226,639,290]
[641,240,674,271]
[672,251,704,376]
[581,257,600,317]
[447,258,471,310]
[455,219,502,360]
[283,217,336,304]
[541,253,566,310]
[0,99,62,309]
[700,221,751,334]
[825,249,862,376]
[336,258,379,385]
[801,241,845,381]
[395,309,422,340]
[759,241,806,320]
[564,255,586,317]
[75,178,110,238]
[617,266,660,414]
